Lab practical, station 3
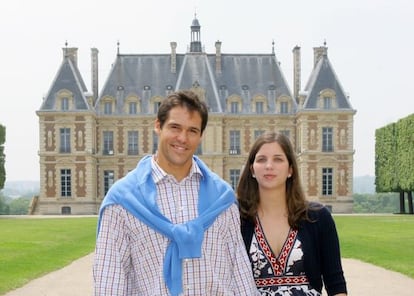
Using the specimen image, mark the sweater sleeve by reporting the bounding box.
[318,207,347,295]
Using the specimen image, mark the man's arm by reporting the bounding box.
[93,205,131,295]
[227,205,260,295]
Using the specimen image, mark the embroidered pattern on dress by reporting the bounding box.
[250,216,321,296]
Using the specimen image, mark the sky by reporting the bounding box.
[0,0,413,181]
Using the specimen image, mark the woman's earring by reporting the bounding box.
[252,174,256,178]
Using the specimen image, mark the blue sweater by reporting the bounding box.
[97,155,235,296]
[241,204,347,296]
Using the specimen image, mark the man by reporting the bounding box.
[93,90,258,295]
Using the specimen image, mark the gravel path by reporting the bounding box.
[4,253,414,295]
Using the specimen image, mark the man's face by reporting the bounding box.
[154,106,203,179]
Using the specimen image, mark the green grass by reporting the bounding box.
[0,217,97,294]
[0,215,413,294]
[334,214,414,279]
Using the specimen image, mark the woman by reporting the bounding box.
[237,131,347,296]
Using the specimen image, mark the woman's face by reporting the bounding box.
[251,142,292,191]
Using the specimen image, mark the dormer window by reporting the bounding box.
[323,97,332,109]
[129,102,137,114]
[276,95,291,114]
[318,89,337,109]
[252,95,267,114]
[256,102,264,114]
[56,90,73,111]
[227,95,242,114]
[61,97,69,111]
[104,102,112,115]
[280,101,288,114]
[230,102,239,114]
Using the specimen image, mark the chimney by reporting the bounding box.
[313,44,328,67]
[215,41,222,74]
[170,42,177,73]
[292,45,301,102]
[91,48,99,102]
[63,47,78,66]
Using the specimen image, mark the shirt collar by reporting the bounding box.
[151,155,203,184]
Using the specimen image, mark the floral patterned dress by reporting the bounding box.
[249,216,321,296]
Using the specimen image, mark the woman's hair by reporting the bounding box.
[157,90,209,135]
[237,131,309,228]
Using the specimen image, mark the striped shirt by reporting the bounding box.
[94,156,259,295]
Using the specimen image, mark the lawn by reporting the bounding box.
[334,214,414,278]
[0,217,97,294]
[0,215,413,294]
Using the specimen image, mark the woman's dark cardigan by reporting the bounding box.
[241,205,347,296]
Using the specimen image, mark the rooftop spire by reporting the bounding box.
[190,15,202,52]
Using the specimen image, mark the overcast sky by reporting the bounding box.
[0,0,413,181]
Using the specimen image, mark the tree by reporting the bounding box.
[0,123,5,190]
[375,114,414,214]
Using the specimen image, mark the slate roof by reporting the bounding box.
[97,51,293,114]
[303,53,353,110]
[40,56,90,111]
[41,17,354,116]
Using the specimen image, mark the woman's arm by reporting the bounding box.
[318,207,347,295]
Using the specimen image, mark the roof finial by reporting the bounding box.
[272,39,275,54]
[323,39,327,47]
[117,40,120,55]
[65,40,68,48]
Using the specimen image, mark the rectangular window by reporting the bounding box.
[154,102,161,114]
[322,168,333,196]
[280,130,290,138]
[195,143,202,155]
[59,128,71,153]
[323,97,332,109]
[61,97,69,110]
[256,102,264,114]
[229,169,240,190]
[280,102,288,114]
[152,131,158,153]
[103,131,114,155]
[128,131,139,155]
[129,102,137,114]
[60,169,71,197]
[254,130,265,139]
[230,102,239,114]
[104,102,112,115]
[104,170,114,195]
[229,130,240,154]
[322,127,333,152]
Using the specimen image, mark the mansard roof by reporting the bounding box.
[97,51,293,114]
[40,55,90,111]
[303,53,353,110]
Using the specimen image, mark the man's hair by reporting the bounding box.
[157,90,209,134]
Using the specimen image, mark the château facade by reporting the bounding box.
[31,16,356,215]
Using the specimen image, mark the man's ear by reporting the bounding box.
[154,119,161,135]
